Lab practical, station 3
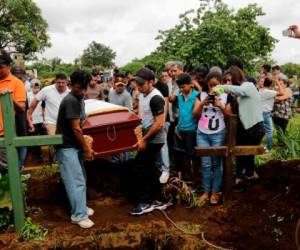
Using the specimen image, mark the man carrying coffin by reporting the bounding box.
[129,68,168,215]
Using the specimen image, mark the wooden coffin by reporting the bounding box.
[82,100,141,158]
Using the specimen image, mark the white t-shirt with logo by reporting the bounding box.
[36,85,70,125]
[198,92,227,134]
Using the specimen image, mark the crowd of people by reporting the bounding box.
[0,25,299,229]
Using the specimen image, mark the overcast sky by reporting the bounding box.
[34,0,300,67]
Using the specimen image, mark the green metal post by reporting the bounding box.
[0,92,62,232]
[0,93,25,231]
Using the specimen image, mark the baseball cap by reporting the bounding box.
[134,68,155,85]
[278,73,288,82]
[30,78,41,87]
[115,81,126,86]
[176,73,192,86]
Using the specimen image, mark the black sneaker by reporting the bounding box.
[152,200,168,210]
[130,203,154,216]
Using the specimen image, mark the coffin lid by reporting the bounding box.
[82,99,140,131]
[85,99,128,116]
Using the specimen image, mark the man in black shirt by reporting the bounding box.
[56,70,95,229]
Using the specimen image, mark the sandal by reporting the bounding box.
[198,192,209,204]
[210,192,221,205]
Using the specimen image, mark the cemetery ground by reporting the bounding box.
[0,150,299,250]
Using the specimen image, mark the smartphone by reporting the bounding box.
[208,94,215,102]
[282,29,293,37]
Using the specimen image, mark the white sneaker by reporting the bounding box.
[72,218,94,229]
[87,207,94,216]
[159,171,170,184]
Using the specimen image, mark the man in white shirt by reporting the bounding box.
[28,73,70,135]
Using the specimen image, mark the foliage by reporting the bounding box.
[256,116,300,165]
[0,173,30,211]
[123,0,277,73]
[280,63,300,79]
[79,41,116,68]
[27,58,77,81]
[273,116,300,159]
[21,217,48,241]
[33,163,59,177]
[0,208,13,232]
[121,60,145,74]
[0,0,50,56]
[27,58,94,83]
[0,172,11,210]
[0,173,30,232]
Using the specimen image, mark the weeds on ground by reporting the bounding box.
[33,163,59,177]
[0,173,30,232]
[21,217,48,241]
[256,115,300,166]
[0,208,13,232]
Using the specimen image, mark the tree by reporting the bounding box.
[0,0,50,56]
[28,58,76,81]
[80,41,116,68]
[123,0,277,74]
[121,60,145,74]
[280,63,300,78]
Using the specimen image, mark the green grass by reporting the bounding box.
[21,217,48,241]
[256,115,300,165]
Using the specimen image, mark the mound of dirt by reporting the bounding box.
[0,159,299,250]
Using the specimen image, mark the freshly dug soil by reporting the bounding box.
[0,159,299,250]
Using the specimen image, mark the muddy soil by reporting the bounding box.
[0,158,299,250]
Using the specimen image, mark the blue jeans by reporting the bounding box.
[263,112,273,150]
[197,129,225,193]
[56,148,88,222]
[17,147,27,168]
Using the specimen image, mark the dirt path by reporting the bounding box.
[0,159,299,249]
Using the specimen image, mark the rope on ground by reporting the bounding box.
[296,218,300,250]
[157,209,232,250]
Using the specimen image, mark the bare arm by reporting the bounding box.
[193,81,202,92]
[135,113,165,151]
[14,101,26,113]
[163,96,169,121]
[169,95,177,103]
[193,96,209,119]
[70,118,94,161]
[275,89,292,101]
[275,80,285,96]
[27,98,40,132]
[225,103,233,115]
[214,98,231,117]
[28,98,39,119]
